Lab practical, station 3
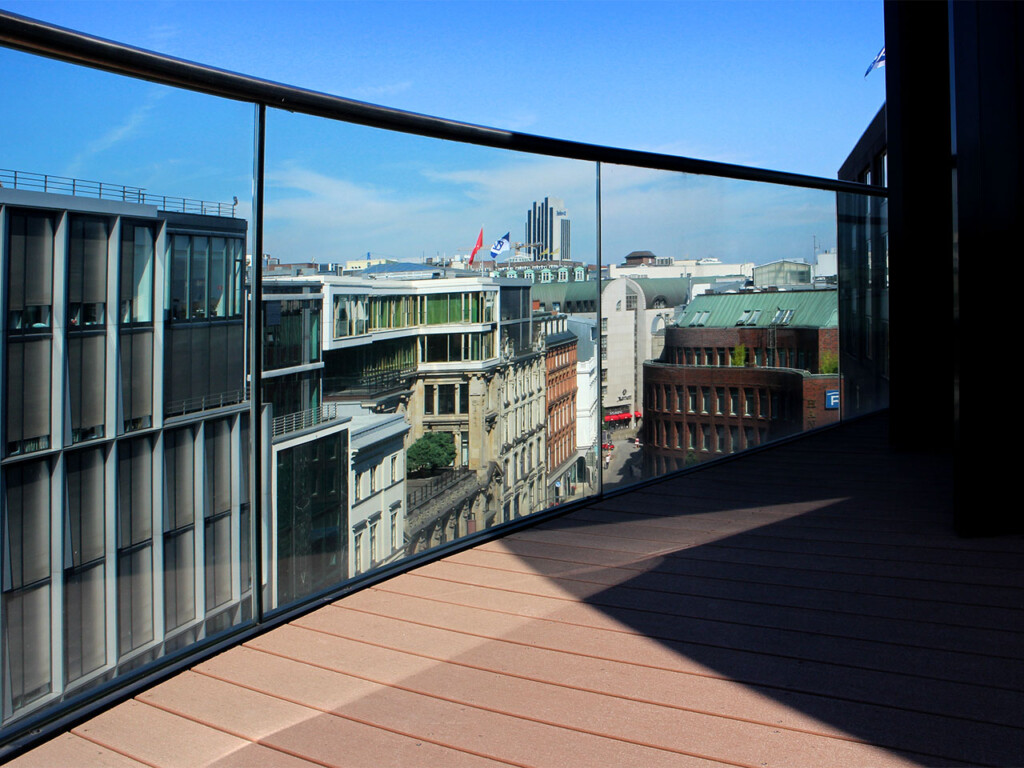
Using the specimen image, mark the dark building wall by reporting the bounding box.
[883,0,1023,533]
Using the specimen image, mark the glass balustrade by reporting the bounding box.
[598,164,886,490]
[0,17,886,749]
[0,46,255,729]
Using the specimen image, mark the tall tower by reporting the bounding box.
[525,197,570,261]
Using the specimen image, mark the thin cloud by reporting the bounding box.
[65,90,167,177]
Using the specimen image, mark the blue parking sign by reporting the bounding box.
[825,390,840,410]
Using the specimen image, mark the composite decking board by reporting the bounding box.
[552,505,1014,556]
[377,574,1024,719]
[68,699,307,768]
[201,644,730,768]
[298,603,1020,765]
[342,587,1024,755]
[587,495,952,528]
[137,671,510,768]
[409,558,1024,660]
[10,734,153,768]
[248,622,935,768]
[447,546,1022,632]
[520,515,1021,572]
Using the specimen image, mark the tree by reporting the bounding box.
[407,431,456,474]
[819,350,839,374]
[731,345,748,367]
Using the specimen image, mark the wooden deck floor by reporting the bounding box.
[13,414,1024,767]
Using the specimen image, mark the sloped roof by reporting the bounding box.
[678,289,838,328]
[629,278,691,309]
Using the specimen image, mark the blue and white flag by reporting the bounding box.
[490,232,511,259]
[864,46,885,78]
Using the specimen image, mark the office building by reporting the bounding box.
[0,182,250,722]
[641,289,840,473]
[525,197,570,261]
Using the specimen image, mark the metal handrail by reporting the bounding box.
[0,11,886,197]
[164,387,248,418]
[270,402,346,438]
[406,466,475,511]
[0,168,238,217]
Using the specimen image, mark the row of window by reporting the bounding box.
[668,345,809,369]
[353,454,402,502]
[2,418,248,718]
[648,384,775,419]
[647,419,767,455]
[332,291,497,339]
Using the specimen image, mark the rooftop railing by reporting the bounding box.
[0,168,239,217]
[0,9,887,759]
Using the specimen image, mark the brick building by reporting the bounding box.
[642,290,840,474]
[539,313,578,503]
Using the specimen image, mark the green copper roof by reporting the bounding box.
[678,289,837,328]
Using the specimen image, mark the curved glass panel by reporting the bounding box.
[0,48,254,729]
[598,164,880,489]
[261,110,599,611]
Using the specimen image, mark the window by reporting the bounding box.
[701,387,710,414]
[625,294,637,311]
[4,459,53,711]
[736,309,762,326]
[6,210,54,331]
[688,387,697,413]
[65,448,107,682]
[6,338,52,455]
[163,428,196,633]
[390,455,398,483]
[744,388,754,416]
[120,221,155,323]
[118,437,154,655]
[67,215,108,328]
[716,388,725,415]
[730,388,739,416]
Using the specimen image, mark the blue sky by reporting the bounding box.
[1,1,885,264]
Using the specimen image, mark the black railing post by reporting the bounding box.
[250,103,266,623]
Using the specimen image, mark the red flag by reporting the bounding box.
[469,227,483,265]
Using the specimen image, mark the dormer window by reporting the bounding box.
[770,308,795,325]
[736,309,761,326]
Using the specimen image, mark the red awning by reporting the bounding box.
[603,412,632,422]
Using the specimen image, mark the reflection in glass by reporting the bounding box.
[261,110,599,603]
[0,48,254,727]
[599,164,848,489]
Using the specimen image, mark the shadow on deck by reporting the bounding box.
[14,413,1023,767]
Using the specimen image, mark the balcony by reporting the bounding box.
[0,2,1006,764]
[11,412,1022,767]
